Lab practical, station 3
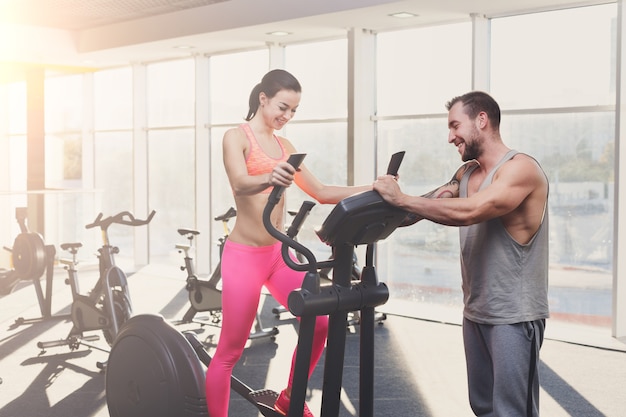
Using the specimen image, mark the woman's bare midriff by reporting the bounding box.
[227,193,286,246]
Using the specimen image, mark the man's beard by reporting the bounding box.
[461,128,482,161]
[462,141,481,161]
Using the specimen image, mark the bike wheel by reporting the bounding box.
[102,289,132,346]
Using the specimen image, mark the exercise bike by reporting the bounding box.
[37,210,155,360]
[104,152,407,417]
[175,206,279,340]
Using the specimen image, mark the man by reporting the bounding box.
[374,91,549,417]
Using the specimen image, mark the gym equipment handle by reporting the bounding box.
[268,153,306,205]
[286,200,316,239]
[386,151,405,176]
[281,200,335,273]
[86,210,156,230]
[263,154,320,274]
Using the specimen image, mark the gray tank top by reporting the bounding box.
[459,150,549,324]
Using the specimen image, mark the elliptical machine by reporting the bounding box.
[269,152,406,417]
[104,152,407,417]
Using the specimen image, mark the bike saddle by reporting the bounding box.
[177,228,200,236]
[61,242,83,251]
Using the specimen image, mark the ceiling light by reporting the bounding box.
[267,31,291,36]
[174,45,194,49]
[389,12,417,19]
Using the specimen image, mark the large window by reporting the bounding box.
[376,117,463,317]
[146,59,196,261]
[7,82,26,135]
[375,5,617,328]
[42,75,97,256]
[1,83,27,241]
[503,111,614,325]
[210,50,268,125]
[376,23,472,319]
[147,59,195,128]
[94,131,134,258]
[93,68,135,259]
[45,75,83,190]
[148,129,195,259]
[94,67,132,130]
[492,4,617,327]
[286,39,348,120]
[377,23,472,116]
[45,74,83,133]
[491,5,615,109]
[285,39,349,255]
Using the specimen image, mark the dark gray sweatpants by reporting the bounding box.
[462,318,545,417]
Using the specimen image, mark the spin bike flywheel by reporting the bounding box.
[12,232,46,279]
[106,314,208,417]
[100,289,132,346]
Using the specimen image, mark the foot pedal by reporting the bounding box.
[249,326,279,340]
[249,389,282,417]
[37,339,71,349]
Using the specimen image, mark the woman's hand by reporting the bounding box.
[268,161,297,188]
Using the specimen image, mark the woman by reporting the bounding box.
[205,69,371,417]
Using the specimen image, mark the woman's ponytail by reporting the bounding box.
[245,83,262,121]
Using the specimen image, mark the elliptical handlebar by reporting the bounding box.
[280,200,337,274]
[386,150,405,177]
[281,201,335,274]
[85,210,157,230]
[286,200,316,239]
[263,151,408,274]
[267,153,307,205]
[262,154,321,275]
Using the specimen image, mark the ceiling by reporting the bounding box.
[0,0,608,81]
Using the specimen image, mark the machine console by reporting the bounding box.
[316,151,408,246]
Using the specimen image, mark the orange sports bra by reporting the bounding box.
[242,123,288,194]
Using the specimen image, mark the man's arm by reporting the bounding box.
[397,162,475,226]
[376,156,544,229]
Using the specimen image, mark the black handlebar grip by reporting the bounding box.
[145,210,156,224]
[85,213,104,229]
[286,200,316,238]
[386,151,405,176]
[268,153,307,205]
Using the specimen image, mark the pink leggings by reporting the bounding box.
[205,240,329,417]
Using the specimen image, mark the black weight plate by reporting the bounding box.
[106,314,208,417]
[12,232,46,279]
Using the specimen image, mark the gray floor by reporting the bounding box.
[1,262,625,417]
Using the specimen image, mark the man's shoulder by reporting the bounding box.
[509,151,542,167]
[508,153,546,178]
[453,160,480,181]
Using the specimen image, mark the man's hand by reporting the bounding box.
[373,175,403,206]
